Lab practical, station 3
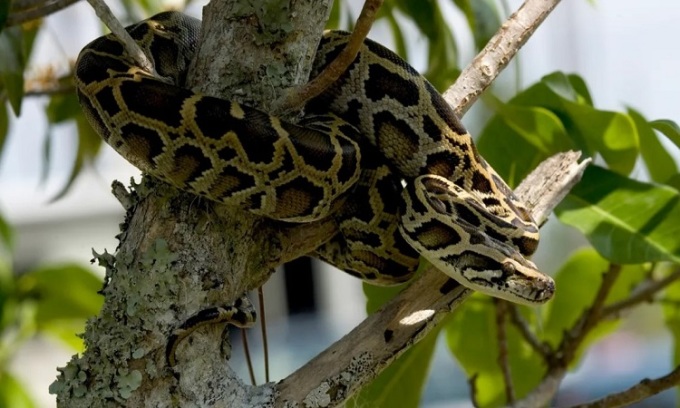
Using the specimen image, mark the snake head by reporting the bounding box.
[400,175,555,306]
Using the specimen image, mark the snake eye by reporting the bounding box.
[501,262,516,276]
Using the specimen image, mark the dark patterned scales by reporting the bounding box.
[75,11,555,366]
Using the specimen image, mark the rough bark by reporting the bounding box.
[50,0,575,406]
[52,1,334,406]
[275,152,589,407]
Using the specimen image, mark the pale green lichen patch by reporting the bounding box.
[232,0,293,42]
[141,238,179,270]
[132,347,145,359]
[265,61,295,88]
[116,368,142,399]
[50,356,93,400]
[92,248,117,288]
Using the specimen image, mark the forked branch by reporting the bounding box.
[273,0,384,112]
[275,0,577,405]
[276,151,588,407]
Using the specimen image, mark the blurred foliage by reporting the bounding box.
[1,0,679,407]
[0,214,103,407]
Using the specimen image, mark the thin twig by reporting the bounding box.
[508,367,567,408]
[24,83,74,97]
[276,152,587,407]
[258,287,270,383]
[507,304,552,361]
[273,0,383,112]
[443,0,563,117]
[511,264,623,407]
[569,365,680,408]
[495,300,515,404]
[241,329,257,386]
[602,268,680,319]
[84,0,155,75]
[10,0,49,11]
[559,264,622,364]
[5,0,81,26]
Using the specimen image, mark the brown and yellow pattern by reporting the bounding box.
[76,11,555,355]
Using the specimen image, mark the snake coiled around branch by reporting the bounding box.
[75,11,554,308]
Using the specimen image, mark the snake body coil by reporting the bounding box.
[76,11,554,306]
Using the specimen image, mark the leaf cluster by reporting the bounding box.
[0,221,103,408]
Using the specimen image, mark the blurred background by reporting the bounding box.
[1,0,678,406]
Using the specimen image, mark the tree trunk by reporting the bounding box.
[52,0,577,406]
[52,1,334,406]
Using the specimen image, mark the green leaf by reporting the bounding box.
[494,102,573,154]
[628,108,678,184]
[385,13,407,60]
[0,0,10,32]
[509,72,638,174]
[477,102,575,187]
[45,91,102,201]
[347,327,437,408]
[666,173,680,192]
[542,249,646,356]
[445,297,545,406]
[0,103,8,165]
[0,372,36,408]
[556,165,680,264]
[0,211,13,251]
[0,20,37,115]
[0,27,25,115]
[565,74,594,106]
[363,282,409,315]
[363,263,424,314]
[326,0,341,29]
[390,0,458,89]
[539,72,593,106]
[453,0,501,51]
[651,119,680,150]
[20,21,39,60]
[563,103,638,175]
[46,92,82,124]
[51,115,102,201]
[16,264,103,347]
[0,259,14,329]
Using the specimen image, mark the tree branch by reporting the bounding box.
[273,0,384,113]
[5,0,81,26]
[443,0,563,117]
[508,304,553,360]
[495,300,516,404]
[274,0,573,404]
[508,367,567,408]
[85,0,155,75]
[559,264,622,365]
[509,264,624,407]
[602,267,680,319]
[53,1,335,406]
[276,151,587,407]
[568,364,680,408]
[54,0,574,405]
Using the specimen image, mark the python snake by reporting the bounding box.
[75,11,555,365]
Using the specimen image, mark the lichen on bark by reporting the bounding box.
[52,1,335,406]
